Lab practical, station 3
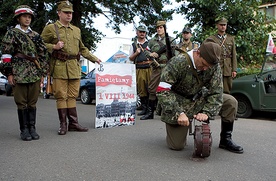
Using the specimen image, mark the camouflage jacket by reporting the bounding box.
[1,28,49,83]
[144,34,175,63]
[157,53,223,124]
[208,34,237,76]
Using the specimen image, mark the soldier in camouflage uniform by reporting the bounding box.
[140,20,175,120]
[129,24,151,116]
[41,1,101,135]
[207,17,237,94]
[1,5,49,141]
[176,26,199,54]
[157,41,243,153]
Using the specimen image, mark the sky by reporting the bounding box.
[88,1,188,66]
[92,1,187,40]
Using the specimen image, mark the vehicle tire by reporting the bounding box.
[5,84,12,96]
[234,95,253,118]
[80,88,92,104]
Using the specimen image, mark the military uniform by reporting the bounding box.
[41,1,99,135]
[208,18,237,94]
[129,25,152,116]
[140,21,175,120]
[157,41,243,153]
[1,5,49,141]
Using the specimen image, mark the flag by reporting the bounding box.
[266,33,275,53]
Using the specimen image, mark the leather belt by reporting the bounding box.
[52,50,80,61]
[136,60,151,65]
[14,53,37,61]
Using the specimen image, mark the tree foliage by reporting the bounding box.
[175,0,276,66]
[0,0,174,50]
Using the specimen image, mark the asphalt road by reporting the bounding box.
[0,95,276,181]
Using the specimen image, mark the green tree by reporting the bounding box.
[176,0,276,66]
[0,0,174,50]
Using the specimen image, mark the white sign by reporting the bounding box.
[95,62,137,128]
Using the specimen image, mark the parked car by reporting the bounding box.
[0,72,12,96]
[231,53,276,118]
[79,69,96,104]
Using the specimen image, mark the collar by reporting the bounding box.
[217,34,227,39]
[56,20,73,29]
[187,50,196,69]
[15,24,32,33]
[136,39,147,45]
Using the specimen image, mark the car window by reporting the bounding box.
[263,54,276,72]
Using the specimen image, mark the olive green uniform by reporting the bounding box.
[41,21,99,108]
[208,34,237,94]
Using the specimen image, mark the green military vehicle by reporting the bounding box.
[231,53,276,118]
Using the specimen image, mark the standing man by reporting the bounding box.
[1,5,49,141]
[157,41,243,153]
[129,24,151,116]
[208,17,237,94]
[177,26,198,53]
[41,1,101,135]
[141,20,175,120]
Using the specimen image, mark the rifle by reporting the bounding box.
[46,74,52,95]
[163,24,173,61]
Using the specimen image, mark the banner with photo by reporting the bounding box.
[95,62,137,128]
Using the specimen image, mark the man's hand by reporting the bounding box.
[149,52,159,58]
[178,113,190,127]
[136,48,141,54]
[232,71,237,78]
[8,75,15,86]
[53,41,64,50]
[96,59,102,64]
[193,113,209,122]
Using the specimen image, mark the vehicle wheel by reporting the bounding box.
[234,95,253,118]
[80,89,92,104]
[5,84,12,96]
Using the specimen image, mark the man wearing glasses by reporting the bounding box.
[129,25,151,116]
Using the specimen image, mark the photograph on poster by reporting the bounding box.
[95,63,137,128]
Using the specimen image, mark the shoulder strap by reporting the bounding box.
[182,52,202,85]
[13,28,36,52]
[54,23,60,41]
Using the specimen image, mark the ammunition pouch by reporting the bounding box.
[52,50,80,61]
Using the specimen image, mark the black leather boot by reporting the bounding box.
[140,100,155,120]
[28,108,40,140]
[219,121,243,153]
[67,107,88,132]
[18,109,32,141]
[58,108,68,135]
[138,97,148,116]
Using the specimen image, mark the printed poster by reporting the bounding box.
[95,62,137,128]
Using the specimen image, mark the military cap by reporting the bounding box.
[57,1,74,12]
[14,5,34,19]
[216,17,228,24]
[137,25,148,33]
[182,27,192,33]
[156,21,166,27]
[198,41,221,65]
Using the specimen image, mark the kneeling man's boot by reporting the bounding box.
[219,121,243,154]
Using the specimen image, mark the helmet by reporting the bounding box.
[14,5,34,19]
[137,25,148,33]
[182,27,192,33]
